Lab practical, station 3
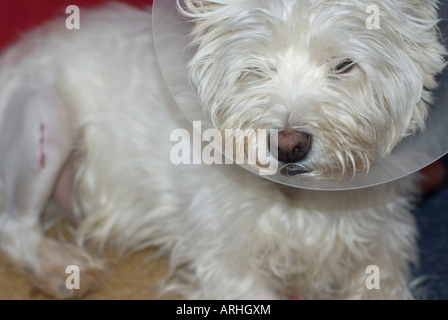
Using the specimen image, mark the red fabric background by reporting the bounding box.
[0,0,153,49]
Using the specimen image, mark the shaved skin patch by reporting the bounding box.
[52,159,74,215]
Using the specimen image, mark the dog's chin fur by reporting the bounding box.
[0,1,445,299]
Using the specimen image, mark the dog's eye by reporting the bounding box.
[334,59,356,74]
[248,66,264,74]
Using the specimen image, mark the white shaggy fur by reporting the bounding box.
[0,0,445,299]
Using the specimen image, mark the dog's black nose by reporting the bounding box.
[274,130,311,164]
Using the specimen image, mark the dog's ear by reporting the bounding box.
[177,0,234,49]
[371,0,446,135]
[395,0,447,135]
[179,0,230,16]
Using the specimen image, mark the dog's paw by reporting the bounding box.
[30,239,105,299]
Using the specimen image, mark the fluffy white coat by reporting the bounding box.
[0,0,445,299]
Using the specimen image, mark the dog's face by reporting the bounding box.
[181,0,445,179]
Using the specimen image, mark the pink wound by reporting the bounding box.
[39,124,46,169]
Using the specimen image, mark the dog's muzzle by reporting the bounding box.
[269,129,312,177]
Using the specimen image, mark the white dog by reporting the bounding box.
[0,0,445,299]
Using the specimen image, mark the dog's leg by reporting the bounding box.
[0,84,102,298]
[181,259,280,299]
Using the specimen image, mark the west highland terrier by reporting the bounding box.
[0,0,446,299]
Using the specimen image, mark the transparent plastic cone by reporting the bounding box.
[152,0,448,190]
